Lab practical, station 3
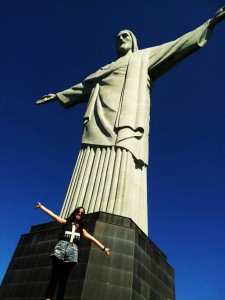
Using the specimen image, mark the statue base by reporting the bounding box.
[0,212,175,300]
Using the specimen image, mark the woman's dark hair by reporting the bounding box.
[66,207,85,227]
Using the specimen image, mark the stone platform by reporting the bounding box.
[0,212,175,300]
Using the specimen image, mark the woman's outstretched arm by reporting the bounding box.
[82,229,111,257]
[34,202,66,224]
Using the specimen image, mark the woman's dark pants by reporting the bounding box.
[45,256,74,300]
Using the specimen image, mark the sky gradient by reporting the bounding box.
[1,1,225,299]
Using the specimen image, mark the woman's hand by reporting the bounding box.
[34,202,42,209]
[104,248,111,257]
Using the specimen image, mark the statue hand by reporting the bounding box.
[210,6,225,28]
[35,93,57,105]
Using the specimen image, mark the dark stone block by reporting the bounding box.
[0,212,175,300]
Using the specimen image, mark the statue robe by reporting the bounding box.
[57,20,212,234]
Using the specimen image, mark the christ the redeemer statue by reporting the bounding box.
[36,7,224,234]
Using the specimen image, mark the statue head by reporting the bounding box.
[116,30,138,58]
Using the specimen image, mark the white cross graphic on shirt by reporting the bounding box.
[65,224,80,243]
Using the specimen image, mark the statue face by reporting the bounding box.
[116,31,133,56]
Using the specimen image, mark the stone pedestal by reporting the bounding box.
[0,212,175,300]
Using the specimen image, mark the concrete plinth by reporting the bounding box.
[0,212,175,300]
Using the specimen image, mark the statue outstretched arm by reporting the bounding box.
[209,6,225,28]
[148,6,225,79]
[35,81,92,108]
[35,93,57,105]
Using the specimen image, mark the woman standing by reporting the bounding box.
[35,202,111,300]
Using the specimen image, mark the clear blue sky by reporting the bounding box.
[0,1,225,299]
